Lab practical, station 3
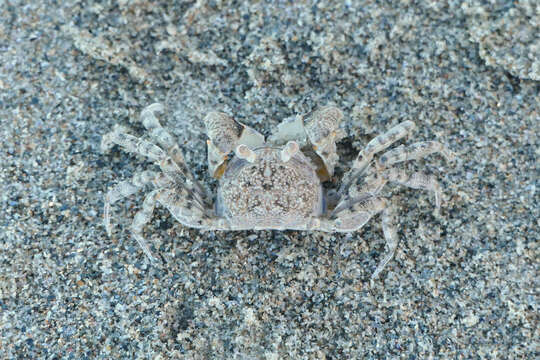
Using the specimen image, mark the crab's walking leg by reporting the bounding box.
[337,139,453,209]
[101,124,204,200]
[140,104,202,188]
[102,116,211,205]
[331,168,388,214]
[378,141,455,168]
[130,189,161,263]
[158,156,211,209]
[304,106,345,176]
[156,188,224,230]
[129,186,222,263]
[371,204,399,280]
[339,120,416,196]
[319,197,400,279]
[140,103,175,150]
[381,168,442,210]
[141,103,212,203]
[101,125,166,161]
[321,196,388,232]
[354,120,416,171]
[104,171,170,236]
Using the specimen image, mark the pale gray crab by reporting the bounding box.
[102,103,454,278]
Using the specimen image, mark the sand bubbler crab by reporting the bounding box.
[101,103,455,279]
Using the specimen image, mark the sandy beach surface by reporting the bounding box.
[1,1,537,358]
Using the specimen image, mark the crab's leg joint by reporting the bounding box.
[353,120,416,172]
[378,141,456,168]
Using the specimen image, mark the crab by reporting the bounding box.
[101,103,455,279]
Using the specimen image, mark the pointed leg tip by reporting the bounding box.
[147,102,164,111]
[446,151,457,163]
[104,221,113,237]
[100,137,113,153]
[151,255,166,268]
[370,267,384,283]
[145,251,167,269]
[435,198,442,212]
[141,103,164,122]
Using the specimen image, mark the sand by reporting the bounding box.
[1,1,537,358]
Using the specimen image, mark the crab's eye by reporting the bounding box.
[280,141,299,162]
[235,144,257,163]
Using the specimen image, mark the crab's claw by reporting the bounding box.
[304,106,345,176]
[203,112,264,178]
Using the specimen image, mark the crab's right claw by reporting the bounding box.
[204,112,264,178]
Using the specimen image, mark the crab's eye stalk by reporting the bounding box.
[235,144,257,163]
[280,141,299,163]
